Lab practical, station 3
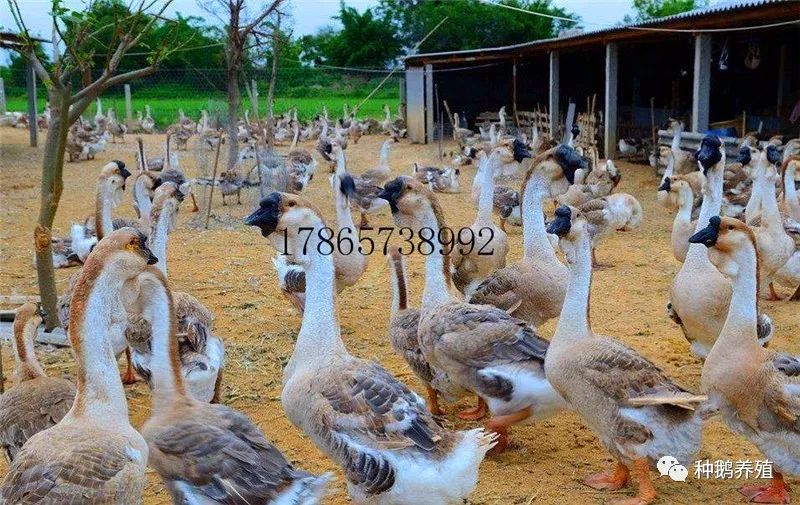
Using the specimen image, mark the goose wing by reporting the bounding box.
[147,405,303,504]
[312,360,447,495]
[470,267,523,312]
[0,430,144,503]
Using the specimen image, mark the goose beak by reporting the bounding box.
[547,206,572,237]
[658,178,671,192]
[688,216,721,247]
[143,245,158,265]
[377,178,404,214]
[512,139,532,162]
[244,192,281,237]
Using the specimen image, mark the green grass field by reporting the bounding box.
[5,95,400,129]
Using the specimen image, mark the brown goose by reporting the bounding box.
[138,267,330,504]
[0,303,75,463]
[0,229,154,503]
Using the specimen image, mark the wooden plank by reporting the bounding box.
[0,322,69,347]
[0,295,40,305]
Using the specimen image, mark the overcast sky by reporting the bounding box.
[0,0,637,63]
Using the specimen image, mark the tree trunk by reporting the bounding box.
[226,57,241,171]
[34,87,70,330]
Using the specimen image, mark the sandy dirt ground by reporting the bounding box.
[1,126,798,504]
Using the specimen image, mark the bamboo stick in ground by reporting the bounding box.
[204,130,224,230]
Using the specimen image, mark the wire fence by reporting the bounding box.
[1,66,404,128]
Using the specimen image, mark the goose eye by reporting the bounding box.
[728,225,735,230]
[287,201,296,207]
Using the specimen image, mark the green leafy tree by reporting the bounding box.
[378,0,578,53]
[300,3,401,67]
[624,0,709,22]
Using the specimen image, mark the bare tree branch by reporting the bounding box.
[240,0,282,36]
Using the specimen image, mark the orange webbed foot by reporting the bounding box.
[457,397,487,421]
[583,464,629,491]
[121,370,139,385]
[739,480,791,504]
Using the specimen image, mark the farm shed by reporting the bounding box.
[403,0,800,156]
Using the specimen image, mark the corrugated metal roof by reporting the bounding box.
[405,0,794,63]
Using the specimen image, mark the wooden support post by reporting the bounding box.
[25,61,37,147]
[0,77,6,115]
[650,97,657,151]
[549,50,559,138]
[124,84,133,128]
[424,64,434,144]
[512,58,519,128]
[692,34,711,133]
[604,42,618,159]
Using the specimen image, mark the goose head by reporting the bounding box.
[98,160,131,206]
[151,181,188,231]
[378,176,440,230]
[546,205,599,264]
[659,175,692,208]
[91,228,158,276]
[695,135,725,175]
[14,302,45,338]
[244,192,326,257]
[689,216,757,280]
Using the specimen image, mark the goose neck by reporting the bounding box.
[552,230,593,349]
[785,164,800,220]
[12,318,45,381]
[140,271,187,412]
[288,229,347,378]
[67,262,133,421]
[95,183,115,240]
[522,175,556,260]
[707,244,762,364]
[149,202,174,277]
[420,210,452,309]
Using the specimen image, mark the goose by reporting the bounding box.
[359,139,395,185]
[0,229,154,503]
[452,113,476,145]
[664,117,696,175]
[544,205,706,505]
[669,135,773,359]
[722,144,759,219]
[347,112,362,144]
[658,175,697,263]
[578,193,643,268]
[451,147,509,299]
[0,303,76,462]
[160,140,200,212]
[335,145,389,228]
[315,120,336,172]
[69,223,97,264]
[287,121,318,183]
[244,192,497,503]
[141,105,155,133]
[271,153,368,314]
[127,182,225,403]
[381,103,393,133]
[752,151,800,300]
[469,143,574,326]
[107,107,127,143]
[93,97,106,129]
[81,131,109,160]
[386,248,440,414]
[135,267,330,504]
[218,169,244,206]
[469,151,522,231]
[690,215,800,503]
[57,161,142,384]
[425,167,460,194]
[378,176,569,452]
[781,157,800,222]
[557,159,622,207]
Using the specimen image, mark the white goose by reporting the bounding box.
[245,193,497,504]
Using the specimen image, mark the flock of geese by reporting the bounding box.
[2,103,800,505]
